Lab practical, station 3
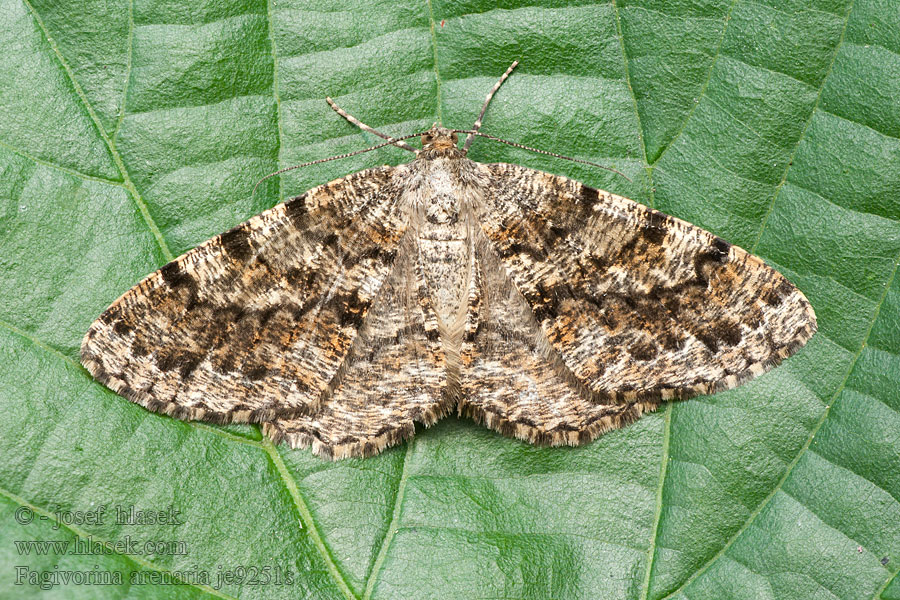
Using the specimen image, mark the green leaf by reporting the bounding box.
[1,0,898,598]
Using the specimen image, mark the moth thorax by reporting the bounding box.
[425,193,460,226]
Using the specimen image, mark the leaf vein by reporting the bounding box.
[262,438,358,600]
[22,0,174,262]
[718,51,817,89]
[817,105,900,144]
[0,487,236,599]
[363,442,412,599]
[393,524,646,552]
[612,0,655,207]
[111,0,135,144]
[639,404,672,600]
[809,446,900,507]
[784,176,900,225]
[750,0,856,253]
[0,138,126,187]
[649,0,739,166]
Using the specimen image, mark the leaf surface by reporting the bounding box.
[1,0,898,598]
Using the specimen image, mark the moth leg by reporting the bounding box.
[462,60,519,153]
[325,97,418,153]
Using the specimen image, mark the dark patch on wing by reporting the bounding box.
[178,352,205,379]
[628,343,659,361]
[158,261,199,308]
[113,320,133,335]
[155,348,188,374]
[643,211,669,245]
[284,266,314,288]
[334,292,370,329]
[131,338,149,357]
[694,330,722,353]
[548,224,568,243]
[764,287,783,306]
[213,303,246,325]
[764,279,795,307]
[244,364,268,380]
[497,241,546,262]
[714,322,743,347]
[464,320,484,343]
[580,185,600,210]
[711,237,731,260]
[693,246,730,288]
[660,331,685,352]
[284,193,307,228]
[220,226,253,261]
[257,305,278,328]
[322,232,339,248]
[529,280,566,322]
[159,261,194,290]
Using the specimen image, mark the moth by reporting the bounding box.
[81,62,817,459]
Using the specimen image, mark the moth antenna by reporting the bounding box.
[455,130,633,183]
[463,60,519,153]
[251,132,428,201]
[326,97,419,153]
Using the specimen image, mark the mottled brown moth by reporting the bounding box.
[81,62,817,460]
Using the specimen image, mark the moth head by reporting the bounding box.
[421,126,459,151]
